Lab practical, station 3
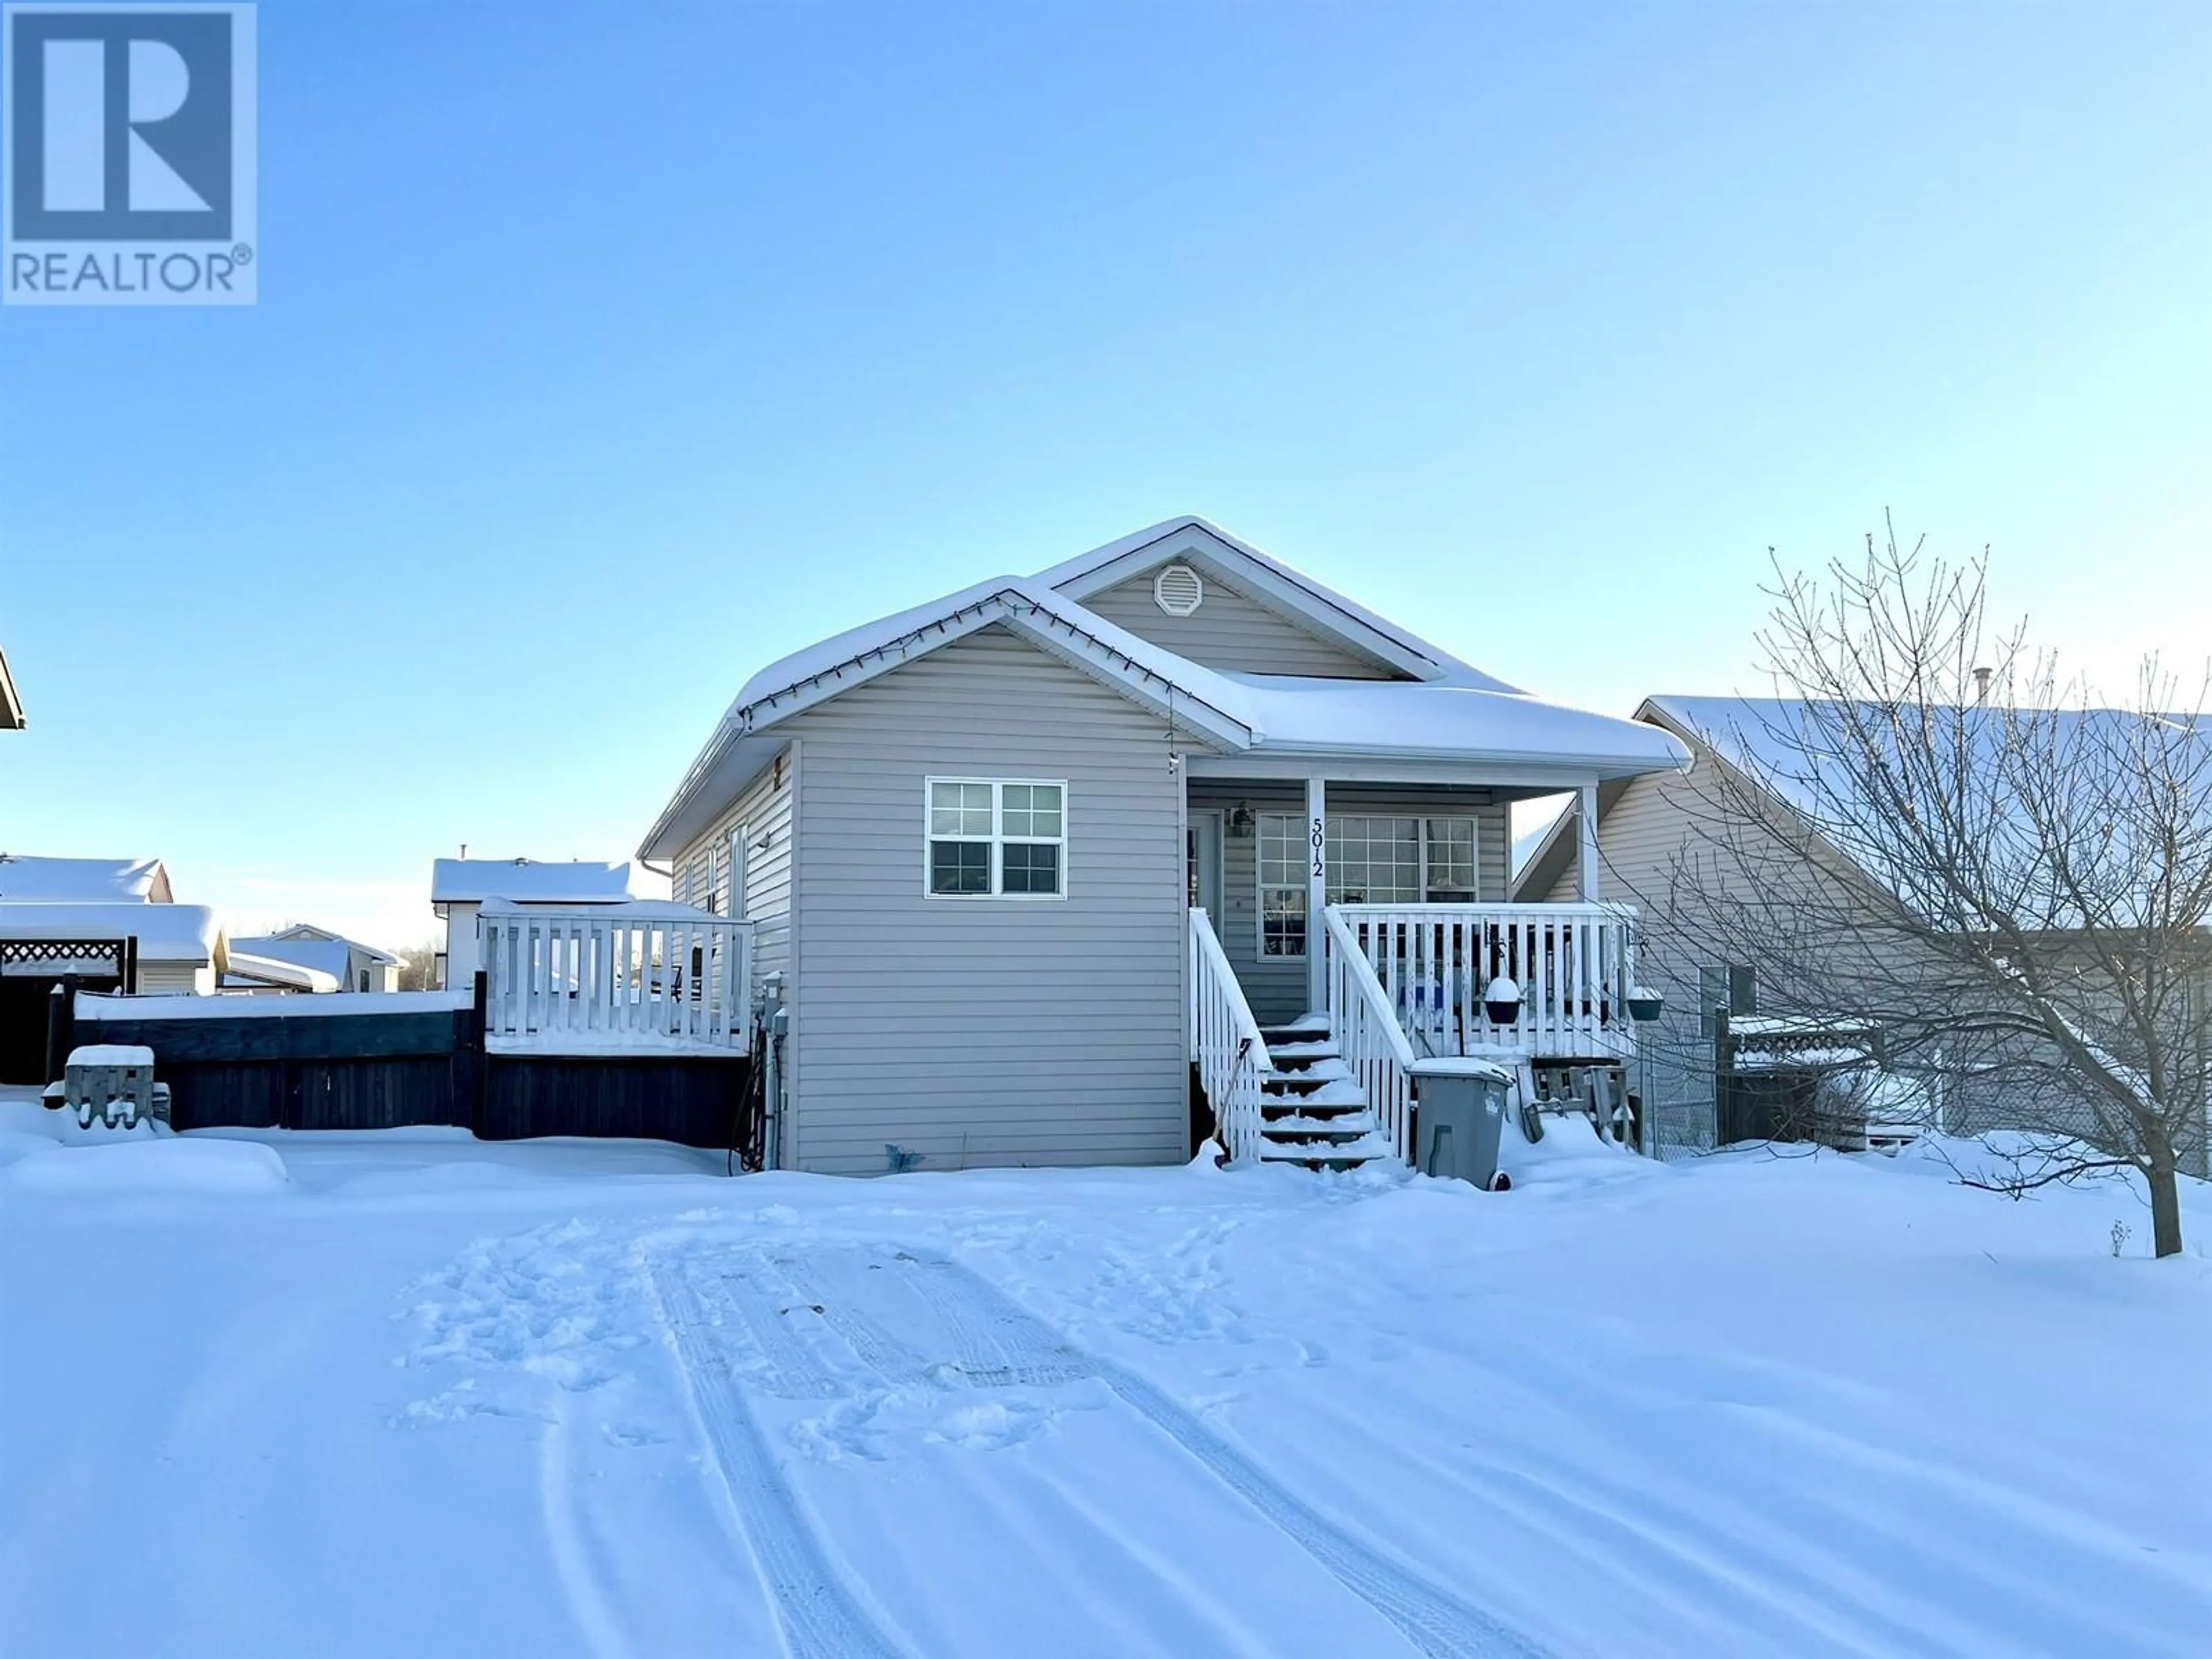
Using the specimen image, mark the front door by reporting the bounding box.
[1187,809,1224,919]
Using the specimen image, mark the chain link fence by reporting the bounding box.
[1634,1012,1719,1162]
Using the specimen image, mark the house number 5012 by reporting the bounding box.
[1310,816,1325,878]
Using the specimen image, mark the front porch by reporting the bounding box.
[1184,770,1641,1169]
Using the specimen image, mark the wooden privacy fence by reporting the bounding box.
[65,982,749,1147]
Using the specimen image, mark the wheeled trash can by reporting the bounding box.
[1410,1058,1513,1189]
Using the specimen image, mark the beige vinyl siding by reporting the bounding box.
[670,743,797,995]
[136,960,210,995]
[1190,781,1509,1027]
[1080,565,1401,680]
[778,624,1194,1175]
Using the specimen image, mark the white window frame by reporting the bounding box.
[923,777,1070,901]
[1257,812,1308,959]
[1319,813,1481,906]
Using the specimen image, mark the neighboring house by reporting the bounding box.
[229,923,402,994]
[0,854,175,903]
[0,645,22,729]
[1512,695,2212,1156]
[638,516,1688,1176]
[430,858,641,990]
[0,873,225,1080]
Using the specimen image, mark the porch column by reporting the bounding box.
[1307,777,1327,1014]
[1577,781,1601,902]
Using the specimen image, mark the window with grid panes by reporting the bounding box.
[1257,812,1307,956]
[926,779,1066,897]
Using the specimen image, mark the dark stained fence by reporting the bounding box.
[71,999,482,1132]
[479,1055,745,1149]
[67,986,748,1149]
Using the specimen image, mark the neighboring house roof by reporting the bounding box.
[431,858,638,906]
[222,950,341,993]
[0,902,221,962]
[267,923,403,967]
[1511,694,2211,918]
[0,646,21,729]
[227,934,356,987]
[641,519,1689,861]
[0,855,173,903]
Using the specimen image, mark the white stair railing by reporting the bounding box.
[1188,908,1274,1164]
[1322,906,1418,1162]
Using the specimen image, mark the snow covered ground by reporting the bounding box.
[2,1092,2207,1658]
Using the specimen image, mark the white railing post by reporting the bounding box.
[1187,908,1275,1165]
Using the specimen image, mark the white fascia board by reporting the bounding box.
[1184,753,1615,789]
[639,590,1256,861]
[733,593,1252,749]
[1048,524,1452,684]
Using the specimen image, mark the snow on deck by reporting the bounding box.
[0,1098,2205,1658]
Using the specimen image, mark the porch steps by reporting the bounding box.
[1255,1017,1393,1171]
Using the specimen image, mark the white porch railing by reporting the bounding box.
[1331,902,1638,1060]
[1189,907,1274,1163]
[481,906,752,1053]
[1321,907,1417,1161]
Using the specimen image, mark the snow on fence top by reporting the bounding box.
[75,990,472,1019]
[0,902,218,960]
[431,859,638,906]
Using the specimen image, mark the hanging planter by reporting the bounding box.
[1482,975,1523,1028]
[1627,986,1666,1023]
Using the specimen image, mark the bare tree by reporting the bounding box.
[394,942,441,993]
[1658,518,2210,1257]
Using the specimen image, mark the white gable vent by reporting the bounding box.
[1153,563,1205,616]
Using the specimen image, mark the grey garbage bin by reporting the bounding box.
[1411,1058,1513,1189]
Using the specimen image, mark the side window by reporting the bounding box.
[926,779,1067,899]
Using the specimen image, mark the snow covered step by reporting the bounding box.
[1264,1013,1332,1037]
[1262,1111,1379,1139]
[1267,1077,1365,1108]
[1265,1097,1362,1123]
[1264,1039,1340,1060]
[1262,1056,1351,1085]
[1257,1132,1397,1165]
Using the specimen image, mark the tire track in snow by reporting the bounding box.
[893,1256,1551,1659]
[650,1262,907,1659]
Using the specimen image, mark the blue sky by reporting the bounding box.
[3,0,2207,950]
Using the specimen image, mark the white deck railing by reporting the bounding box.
[1331,902,1638,1060]
[1189,908,1274,1163]
[481,906,752,1054]
[1321,907,1417,1161]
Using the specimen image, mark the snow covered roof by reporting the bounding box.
[0,646,21,729]
[266,924,402,967]
[227,934,355,987]
[641,518,1693,860]
[222,949,341,993]
[0,855,171,903]
[431,859,638,906]
[1218,676,1687,775]
[0,902,219,961]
